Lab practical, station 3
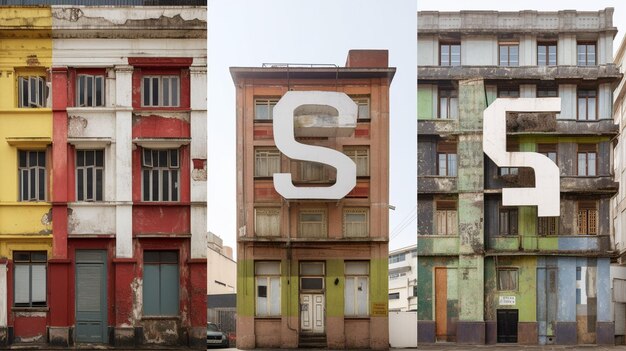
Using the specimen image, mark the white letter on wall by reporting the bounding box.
[273,91,357,200]
[483,98,561,216]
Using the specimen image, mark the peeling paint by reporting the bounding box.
[68,115,88,136]
[129,277,143,326]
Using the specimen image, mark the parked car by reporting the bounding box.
[207,322,229,348]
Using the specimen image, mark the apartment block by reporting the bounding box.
[232,50,394,349]
[388,245,417,312]
[418,8,620,345]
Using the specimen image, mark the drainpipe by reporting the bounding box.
[286,201,298,332]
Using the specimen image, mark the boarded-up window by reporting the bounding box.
[255,148,280,177]
[497,268,518,291]
[143,251,179,316]
[577,201,598,235]
[345,262,369,316]
[255,261,281,316]
[299,209,327,238]
[255,208,280,237]
[436,201,457,235]
[343,208,369,238]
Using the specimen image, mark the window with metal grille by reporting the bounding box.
[143,251,179,316]
[255,208,280,237]
[344,261,369,316]
[344,147,369,176]
[497,268,518,291]
[577,201,598,235]
[499,43,519,67]
[18,76,48,108]
[76,150,104,202]
[436,201,457,235]
[438,89,458,119]
[18,150,46,201]
[343,208,369,238]
[142,76,179,107]
[499,207,518,236]
[255,261,281,316]
[577,144,597,176]
[537,42,557,66]
[77,74,105,107]
[440,43,461,66]
[254,98,279,121]
[254,148,280,177]
[577,43,596,66]
[577,89,597,120]
[299,209,327,238]
[13,251,47,307]
[141,149,180,202]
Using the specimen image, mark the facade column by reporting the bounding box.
[48,66,72,346]
[188,63,207,348]
[112,64,137,347]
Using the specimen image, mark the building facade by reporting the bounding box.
[418,9,620,345]
[1,5,207,348]
[389,245,417,312]
[233,50,394,349]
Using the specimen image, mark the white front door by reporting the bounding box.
[300,294,324,333]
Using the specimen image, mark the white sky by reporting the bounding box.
[418,0,625,55]
[207,0,418,257]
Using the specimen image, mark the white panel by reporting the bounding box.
[558,34,576,65]
[599,83,612,120]
[389,312,418,348]
[463,36,497,65]
[344,278,355,315]
[269,277,281,316]
[190,206,207,259]
[255,261,280,275]
[255,277,268,316]
[356,276,369,315]
[519,35,535,66]
[14,265,29,304]
[559,84,576,119]
[417,36,437,66]
[69,205,116,235]
[345,262,369,275]
[0,263,6,327]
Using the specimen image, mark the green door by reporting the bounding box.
[75,250,107,343]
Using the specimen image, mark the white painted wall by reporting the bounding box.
[207,247,236,295]
[388,246,417,312]
[190,63,208,260]
[389,312,417,348]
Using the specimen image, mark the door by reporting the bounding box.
[75,250,107,343]
[300,294,324,333]
[497,309,518,343]
[434,267,447,341]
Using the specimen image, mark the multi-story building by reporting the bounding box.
[0,6,53,346]
[388,245,417,312]
[1,4,207,348]
[207,232,236,295]
[232,50,394,349]
[418,8,620,345]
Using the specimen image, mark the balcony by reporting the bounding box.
[417,235,459,255]
[487,234,611,253]
[417,65,621,81]
[560,176,618,193]
[418,119,458,135]
[418,176,457,194]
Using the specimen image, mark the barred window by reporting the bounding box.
[141,149,180,202]
[538,217,558,236]
[577,201,598,235]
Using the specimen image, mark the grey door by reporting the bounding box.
[75,250,107,343]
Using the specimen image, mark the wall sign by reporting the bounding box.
[499,296,516,306]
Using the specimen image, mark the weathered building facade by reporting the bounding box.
[1,5,206,348]
[418,9,620,345]
[233,50,393,349]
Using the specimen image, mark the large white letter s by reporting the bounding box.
[272,91,358,200]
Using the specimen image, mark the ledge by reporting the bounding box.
[132,138,190,149]
[5,137,52,148]
[68,137,112,149]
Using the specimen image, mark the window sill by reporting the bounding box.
[142,315,180,320]
[345,316,370,320]
[12,307,49,312]
[0,202,50,206]
[254,316,281,320]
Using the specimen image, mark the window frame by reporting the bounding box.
[344,261,369,317]
[537,42,557,66]
[537,216,559,236]
[498,42,520,67]
[75,149,105,202]
[439,42,461,67]
[577,42,597,66]
[18,150,47,202]
[254,98,279,121]
[254,207,281,237]
[576,144,597,177]
[255,261,281,317]
[497,267,519,291]
[536,83,559,98]
[437,141,457,177]
[435,200,457,236]
[298,209,328,238]
[17,75,48,108]
[141,75,180,107]
[352,96,371,121]
[254,147,281,178]
[13,251,47,308]
[141,148,180,202]
[497,85,520,98]
[576,88,598,121]
[76,74,105,107]
[343,208,369,238]
[437,88,459,119]
[538,143,558,165]
[499,206,518,236]
[577,201,598,235]
[344,147,370,177]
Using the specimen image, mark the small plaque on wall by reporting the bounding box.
[371,302,388,316]
[499,296,516,305]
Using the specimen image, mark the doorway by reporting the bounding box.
[299,262,325,334]
[497,309,518,343]
[75,250,107,343]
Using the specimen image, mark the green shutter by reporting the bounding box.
[143,264,160,315]
[160,263,179,315]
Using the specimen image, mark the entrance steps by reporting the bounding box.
[298,334,327,348]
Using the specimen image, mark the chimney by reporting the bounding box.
[345,49,389,68]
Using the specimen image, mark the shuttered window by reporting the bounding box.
[538,217,558,235]
[143,251,179,316]
[577,201,598,235]
[14,251,47,307]
[344,262,369,316]
[255,261,281,316]
[436,201,457,235]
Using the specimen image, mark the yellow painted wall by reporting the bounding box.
[0,7,52,255]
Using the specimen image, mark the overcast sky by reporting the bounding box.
[207,0,418,256]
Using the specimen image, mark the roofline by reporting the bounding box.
[230,66,396,84]
[389,244,417,255]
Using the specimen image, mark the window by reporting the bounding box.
[343,208,369,238]
[76,150,104,202]
[141,149,180,202]
[538,144,558,164]
[353,97,370,120]
[577,201,598,235]
[77,74,104,107]
[389,253,405,264]
[254,98,279,121]
[577,43,596,66]
[143,251,178,316]
[345,262,369,316]
[440,43,461,66]
[577,89,597,120]
[413,285,418,297]
[499,43,519,67]
[498,86,520,98]
[255,261,281,316]
[389,272,406,279]
[255,208,280,237]
[13,251,47,307]
[18,150,46,202]
[499,141,519,175]
[577,144,597,176]
[389,292,400,300]
[436,201,457,235]
[300,262,324,291]
[538,217,558,236]
[254,148,280,177]
[142,76,179,107]
[437,141,457,176]
[299,209,327,238]
[344,147,369,176]
[537,84,558,98]
[537,42,557,66]
[499,207,518,236]
[299,161,327,182]
[438,89,458,119]
[497,268,518,291]
[18,76,48,108]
